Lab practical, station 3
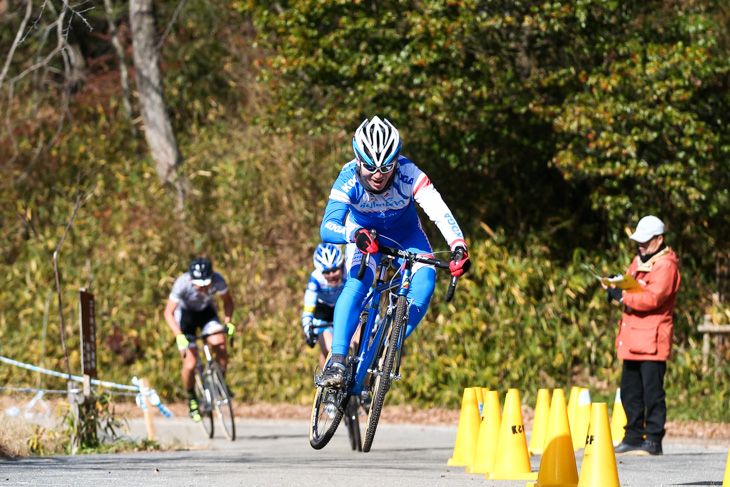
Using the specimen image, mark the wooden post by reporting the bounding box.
[139,378,157,442]
[83,374,92,399]
[68,380,80,454]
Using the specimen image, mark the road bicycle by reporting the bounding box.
[309,232,461,452]
[185,330,236,441]
[311,321,363,452]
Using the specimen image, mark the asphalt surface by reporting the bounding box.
[1,416,728,487]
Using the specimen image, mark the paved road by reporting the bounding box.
[1,416,728,487]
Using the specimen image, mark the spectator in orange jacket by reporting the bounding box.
[605,215,681,456]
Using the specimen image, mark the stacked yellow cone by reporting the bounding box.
[528,388,578,487]
[529,389,551,456]
[610,388,627,446]
[447,387,481,466]
[488,389,537,481]
[567,386,580,432]
[467,390,501,474]
[572,388,592,451]
[578,403,620,487]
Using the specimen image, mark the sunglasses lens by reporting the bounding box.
[361,162,394,174]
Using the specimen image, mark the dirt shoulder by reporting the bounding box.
[4,397,729,441]
[134,401,730,441]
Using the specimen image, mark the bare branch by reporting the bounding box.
[157,0,188,51]
[0,0,33,88]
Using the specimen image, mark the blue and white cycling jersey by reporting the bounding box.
[320,155,468,357]
[302,269,347,329]
[320,156,466,251]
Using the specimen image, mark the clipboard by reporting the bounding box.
[582,264,643,293]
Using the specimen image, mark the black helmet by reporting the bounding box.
[189,257,213,286]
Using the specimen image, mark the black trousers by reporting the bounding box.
[620,359,667,443]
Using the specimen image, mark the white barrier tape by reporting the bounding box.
[0,355,140,392]
[0,386,137,397]
[135,391,174,418]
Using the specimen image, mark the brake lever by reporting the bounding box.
[445,248,464,303]
[356,229,378,281]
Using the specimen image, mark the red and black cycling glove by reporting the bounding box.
[449,246,471,277]
[354,228,379,254]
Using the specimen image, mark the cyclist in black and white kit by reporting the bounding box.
[163,257,235,421]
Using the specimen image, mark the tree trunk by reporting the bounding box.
[103,0,136,134]
[129,0,185,213]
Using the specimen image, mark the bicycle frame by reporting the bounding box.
[347,261,403,397]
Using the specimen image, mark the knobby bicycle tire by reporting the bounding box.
[362,294,407,452]
[309,384,347,450]
[210,362,236,441]
[194,368,214,438]
[345,396,362,451]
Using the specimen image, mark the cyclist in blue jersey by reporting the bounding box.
[301,243,347,368]
[163,257,236,421]
[318,116,471,387]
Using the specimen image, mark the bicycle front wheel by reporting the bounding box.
[345,395,362,451]
[210,362,236,441]
[362,295,406,452]
[309,384,347,450]
[194,368,214,438]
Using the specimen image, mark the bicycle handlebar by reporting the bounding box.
[355,229,459,302]
[310,320,333,330]
[184,329,228,341]
[181,329,233,358]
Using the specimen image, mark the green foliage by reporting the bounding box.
[1,0,730,429]
[61,391,127,453]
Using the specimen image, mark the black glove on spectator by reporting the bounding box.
[606,287,623,304]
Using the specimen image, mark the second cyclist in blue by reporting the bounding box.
[319,116,471,387]
[301,243,347,368]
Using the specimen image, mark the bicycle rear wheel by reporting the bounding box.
[194,369,214,438]
[344,396,362,451]
[210,362,236,441]
[362,295,406,452]
[309,383,347,450]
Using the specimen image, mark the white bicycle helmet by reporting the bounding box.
[313,243,344,273]
[352,116,401,172]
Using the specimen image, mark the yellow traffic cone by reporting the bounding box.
[578,403,620,487]
[610,388,626,446]
[480,387,490,417]
[467,390,501,474]
[475,387,485,418]
[447,387,481,466]
[527,388,578,487]
[488,389,538,481]
[529,388,551,455]
[723,443,730,487]
[572,388,592,451]
[567,386,580,433]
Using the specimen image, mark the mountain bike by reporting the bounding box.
[185,330,236,441]
[309,232,461,452]
[311,321,363,452]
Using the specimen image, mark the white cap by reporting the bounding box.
[629,215,665,243]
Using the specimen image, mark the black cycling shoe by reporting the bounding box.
[321,355,347,387]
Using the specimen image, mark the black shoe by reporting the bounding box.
[321,355,346,387]
[615,439,662,456]
[636,439,663,456]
